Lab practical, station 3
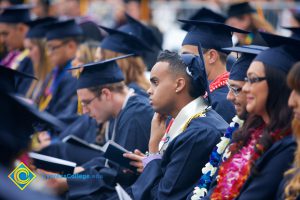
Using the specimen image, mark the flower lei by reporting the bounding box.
[209,72,229,93]
[191,116,244,200]
[210,126,292,200]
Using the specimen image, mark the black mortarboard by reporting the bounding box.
[227,2,256,18]
[79,20,104,42]
[254,45,299,75]
[259,31,300,47]
[70,54,134,89]
[99,25,153,56]
[0,65,36,93]
[0,4,31,23]
[181,44,210,100]
[0,91,66,164]
[118,13,162,49]
[45,19,83,40]
[179,20,248,53]
[222,45,268,81]
[282,27,300,40]
[25,17,57,39]
[256,32,300,74]
[181,8,226,31]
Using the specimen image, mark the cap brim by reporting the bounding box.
[9,94,66,131]
[222,45,269,55]
[259,31,300,47]
[70,54,135,70]
[99,25,154,53]
[177,19,249,34]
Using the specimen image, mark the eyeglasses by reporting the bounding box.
[80,96,98,107]
[226,82,242,96]
[244,76,267,84]
[46,41,68,52]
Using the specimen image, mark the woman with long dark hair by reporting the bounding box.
[205,44,298,200]
[279,62,300,200]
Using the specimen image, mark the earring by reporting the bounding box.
[175,89,178,93]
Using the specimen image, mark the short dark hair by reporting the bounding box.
[156,50,205,98]
[202,48,228,64]
[87,82,126,97]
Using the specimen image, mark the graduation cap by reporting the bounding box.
[251,33,300,74]
[282,27,300,40]
[0,65,37,93]
[70,54,134,89]
[227,2,256,18]
[179,20,249,53]
[0,91,66,164]
[0,4,32,23]
[181,44,210,100]
[99,25,153,56]
[222,45,268,81]
[181,7,226,31]
[25,17,58,38]
[45,19,83,41]
[259,31,300,47]
[118,13,162,49]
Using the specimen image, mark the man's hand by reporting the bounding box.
[123,149,145,173]
[149,113,167,153]
[74,166,85,174]
[32,131,51,151]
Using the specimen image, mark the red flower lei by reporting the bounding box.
[209,72,229,93]
[211,126,291,200]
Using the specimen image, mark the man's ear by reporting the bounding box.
[101,88,112,101]
[175,77,186,93]
[206,49,218,64]
[17,24,28,34]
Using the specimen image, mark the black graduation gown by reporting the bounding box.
[41,61,78,120]
[128,82,149,97]
[276,170,300,200]
[210,85,236,123]
[101,109,227,200]
[15,56,34,95]
[202,135,296,200]
[0,166,59,200]
[66,94,154,199]
[235,136,295,200]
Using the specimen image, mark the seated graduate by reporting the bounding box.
[179,20,248,123]
[101,49,228,200]
[0,66,64,199]
[277,62,300,200]
[37,19,82,121]
[0,5,34,95]
[41,55,154,198]
[189,44,268,200]
[203,34,300,200]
